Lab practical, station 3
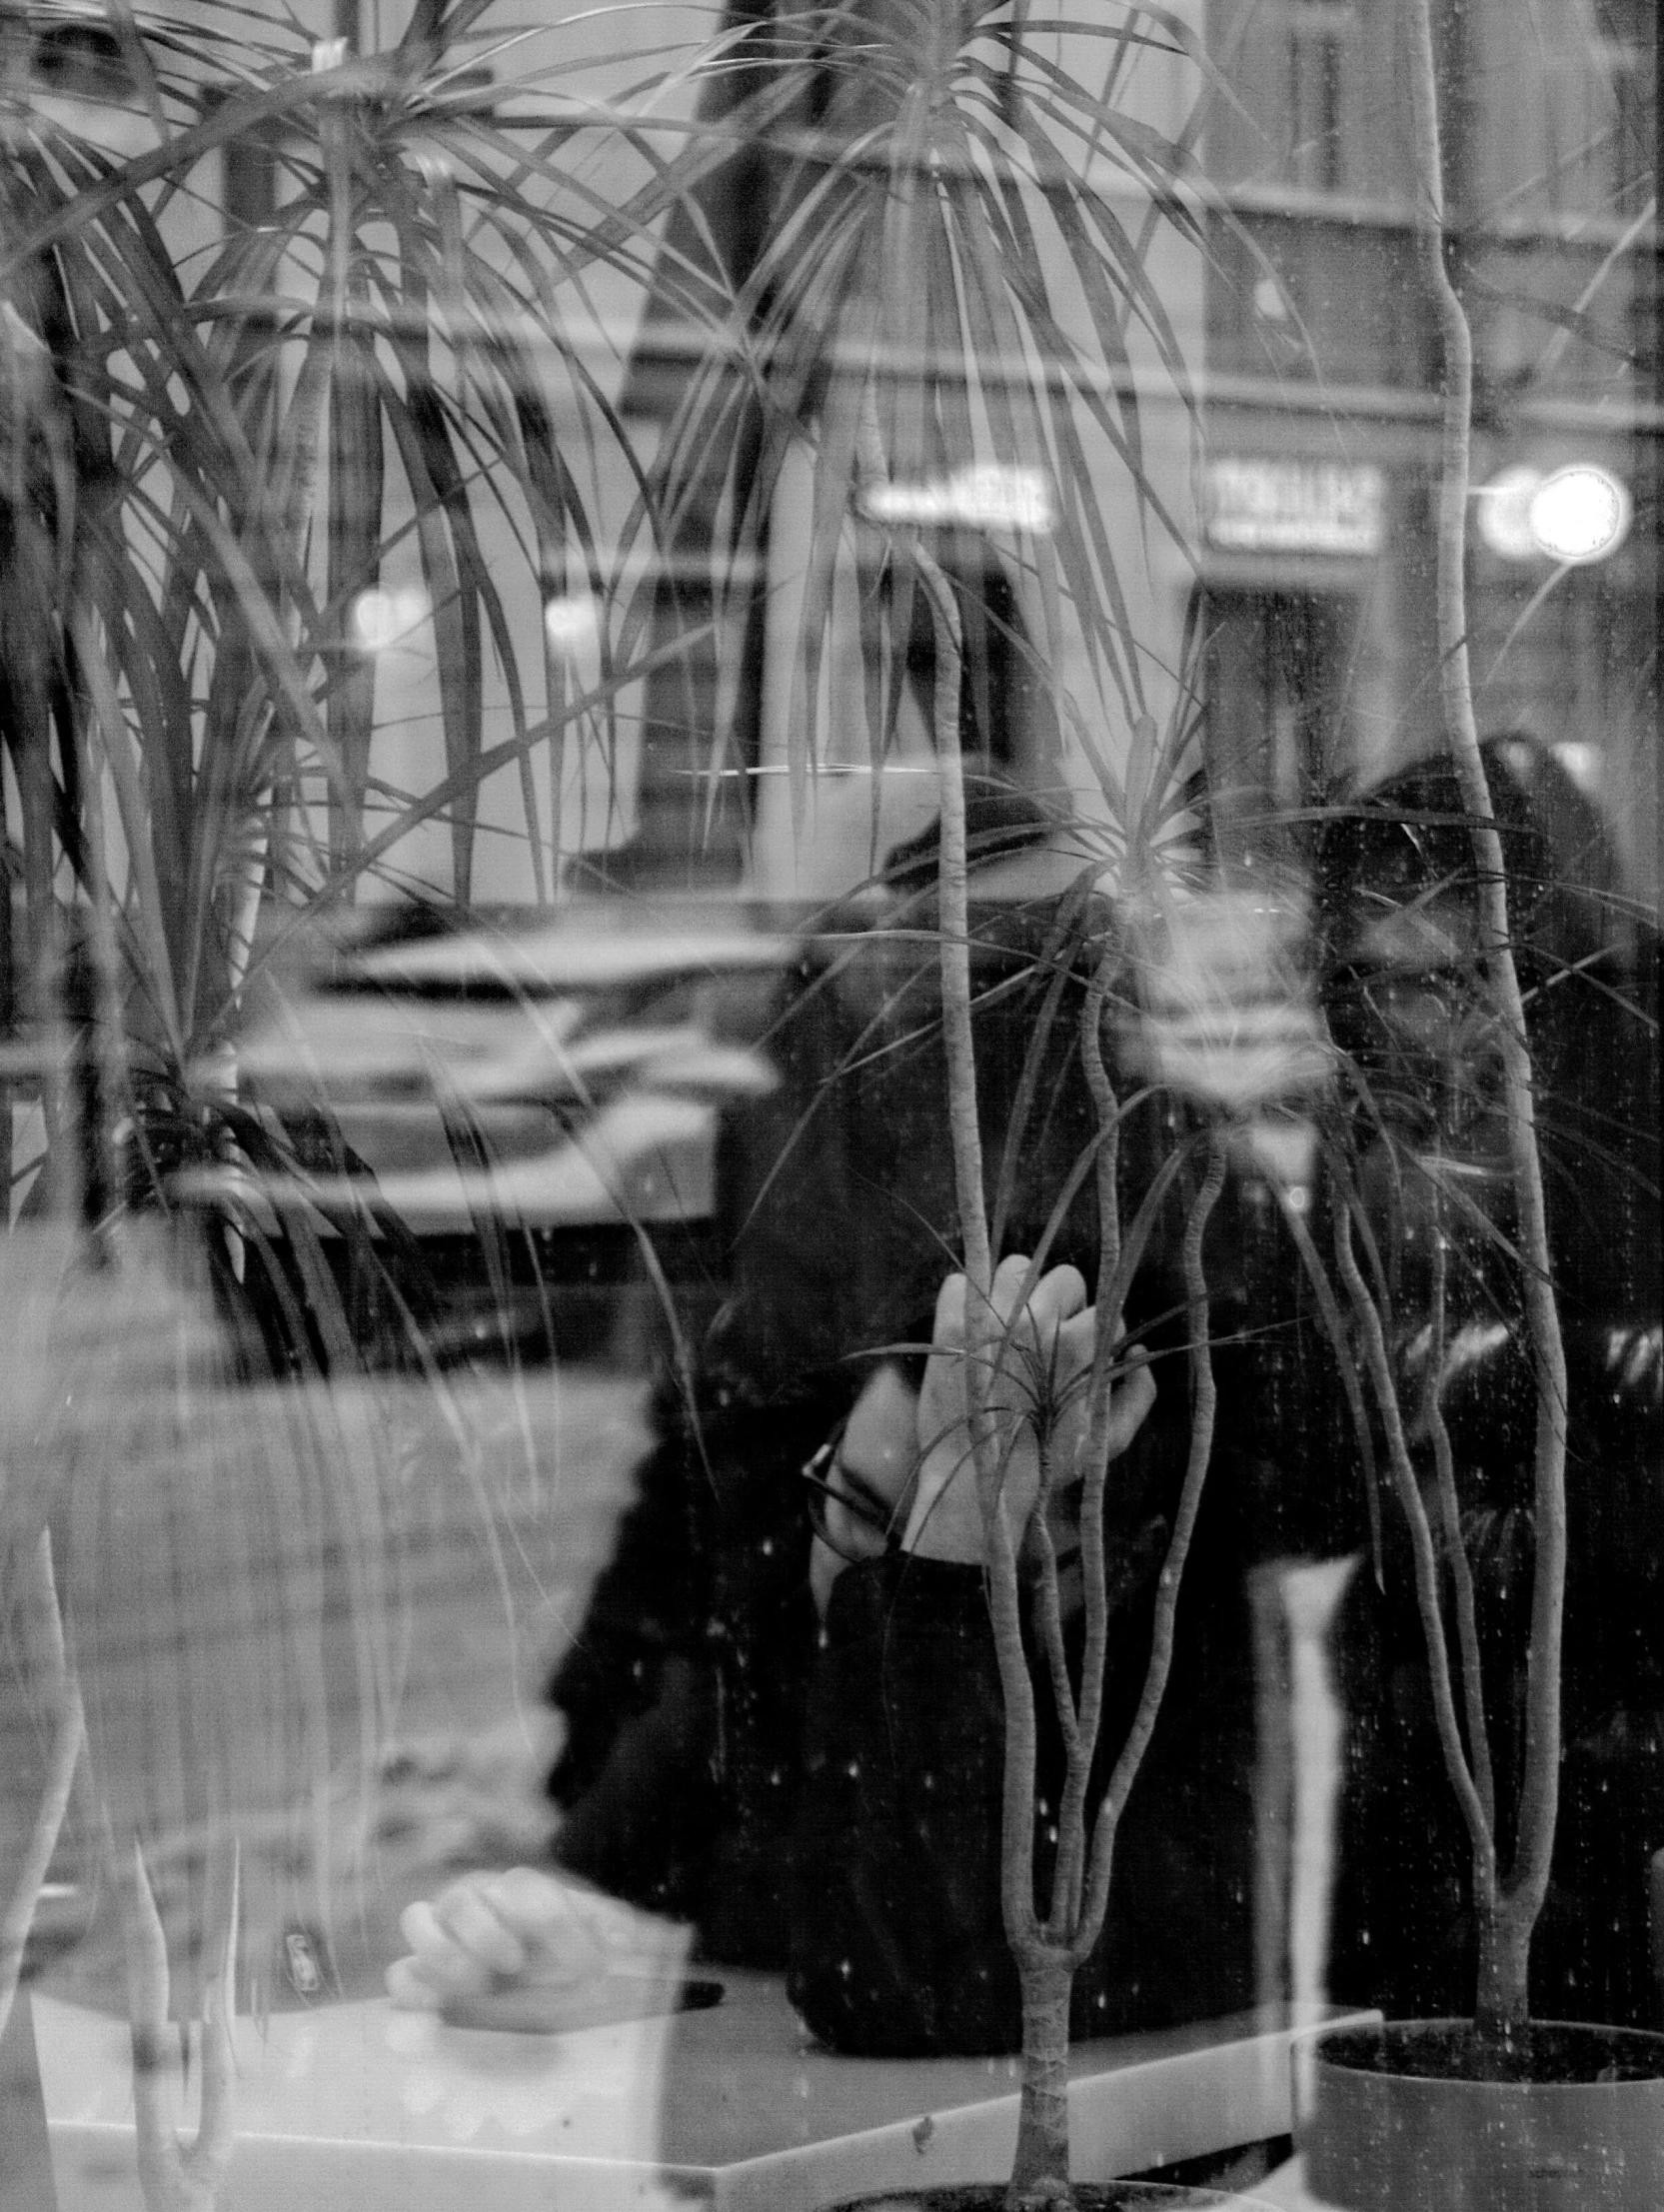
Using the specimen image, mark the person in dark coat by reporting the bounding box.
[391,729,1658,2047]
[553,822,1299,2052]
[1315,736,1663,2030]
[388,768,1351,2050]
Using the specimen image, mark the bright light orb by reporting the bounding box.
[543,593,600,657]
[351,587,430,655]
[1527,465,1630,565]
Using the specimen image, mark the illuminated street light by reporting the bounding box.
[1528,465,1629,565]
[543,592,600,658]
[351,587,430,654]
[1475,463,1629,565]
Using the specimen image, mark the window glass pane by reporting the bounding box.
[2,2,1656,2204]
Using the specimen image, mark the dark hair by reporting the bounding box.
[1317,736,1659,1319]
[1315,735,1624,997]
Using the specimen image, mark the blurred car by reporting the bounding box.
[186,906,790,1365]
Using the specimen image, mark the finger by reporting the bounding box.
[1026,1263,1087,1336]
[451,1871,609,1987]
[1049,1307,1097,1405]
[1103,1357,1158,1458]
[1049,1335,1153,1483]
[396,1901,498,1998]
[385,1954,443,2011]
[431,1878,529,1978]
[988,1252,1034,1327]
[930,1271,968,1351]
[398,1898,447,1956]
[485,1867,585,1941]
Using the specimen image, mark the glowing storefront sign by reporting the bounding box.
[858,464,1056,536]
[1204,458,1385,557]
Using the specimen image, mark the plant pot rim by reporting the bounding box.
[820,2185,1260,2210]
[1307,2017,1664,2090]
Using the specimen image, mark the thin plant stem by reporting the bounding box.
[1025,1458,1083,1779]
[0,1531,85,2047]
[908,536,1045,1957]
[1332,1192,1499,1912]
[1048,952,1125,1934]
[1077,1127,1227,1957]
[117,1833,238,2212]
[857,394,1061,2193]
[0,745,11,1217]
[1407,0,1568,2022]
[1421,1195,1497,1834]
[1265,1171,1384,1588]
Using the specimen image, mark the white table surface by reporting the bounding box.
[36,1970,1372,2212]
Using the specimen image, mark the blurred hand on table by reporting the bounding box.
[386,1864,613,2012]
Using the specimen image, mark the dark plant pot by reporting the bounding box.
[820,2184,1256,2209]
[1299,2019,1664,2211]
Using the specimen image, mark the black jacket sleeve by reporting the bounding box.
[547,1372,830,1961]
[789,1556,1020,2054]
[788,1541,1261,2056]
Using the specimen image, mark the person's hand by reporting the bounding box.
[902,1256,1156,1565]
[386,1865,609,2011]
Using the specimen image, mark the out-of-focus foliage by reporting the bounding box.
[617,0,1234,869]
[0,0,740,2012]
[0,0,728,1221]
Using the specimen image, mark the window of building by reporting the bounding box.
[2,6,1657,2203]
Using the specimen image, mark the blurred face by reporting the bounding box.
[1332,876,1521,1318]
[1338,884,1503,1150]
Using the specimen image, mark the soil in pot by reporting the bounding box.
[1301,2018,1664,2212]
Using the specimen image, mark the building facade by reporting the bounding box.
[1199,0,1657,890]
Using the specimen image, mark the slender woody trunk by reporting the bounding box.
[118,1835,238,2212]
[1406,0,1569,2041]
[1010,1952,1074,2209]
[1475,1908,1534,2043]
[899,519,1063,2198]
[892,446,1230,2197]
[0,1532,84,2048]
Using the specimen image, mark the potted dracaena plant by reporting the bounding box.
[824,529,1255,2212]
[0,4,771,2204]
[625,2,1656,2204]
[625,6,1332,2205]
[1278,1,1664,2204]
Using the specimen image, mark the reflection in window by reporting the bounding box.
[1286,1,1354,195]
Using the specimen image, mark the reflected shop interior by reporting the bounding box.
[0,3,1658,2211]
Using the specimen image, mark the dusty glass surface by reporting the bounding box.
[0,3,1656,2208]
